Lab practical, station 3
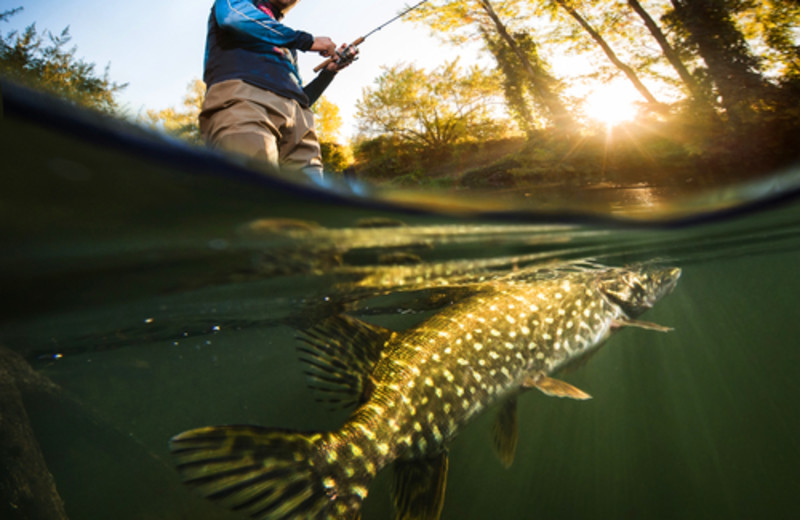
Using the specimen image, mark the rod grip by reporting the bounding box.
[313,57,334,73]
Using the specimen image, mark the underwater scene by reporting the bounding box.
[2,81,800,520]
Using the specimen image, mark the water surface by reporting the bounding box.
[1,81,799,520]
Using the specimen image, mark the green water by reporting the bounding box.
[2,85,799,520]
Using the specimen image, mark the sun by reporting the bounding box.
[583,82,639,128]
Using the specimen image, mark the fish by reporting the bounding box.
[169,263,680,520]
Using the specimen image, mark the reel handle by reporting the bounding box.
[313,36,365,72]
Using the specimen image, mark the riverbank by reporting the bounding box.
[350,114,800,196]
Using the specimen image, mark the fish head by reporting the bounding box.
[596,265,681,318]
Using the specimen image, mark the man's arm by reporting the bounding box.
[303,69,336,106]
[304,45,359,106]
[214,0,314,50]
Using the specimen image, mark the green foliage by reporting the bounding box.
[485,30,555,133]
[391,0,800,190]
[407,0,527,46]
[458,122,706,190]
[353,57,518,182]
[0,8,126,114]
[411,1,799,126]
[312,96,343,143]
[320,141,353,173]
[664,0,774,124]
[356,59,509,150]
[311,96,354,172]
[352,135,422,180]
[733,0,800,80]
[142,78,205,145]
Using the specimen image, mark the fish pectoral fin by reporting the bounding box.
[523,375,593,400]
[392,451,449,520]
[614,318,673,332]
[297,315,395,407]
[491,396,519,468]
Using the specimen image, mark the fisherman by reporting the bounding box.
[200,0,357,177]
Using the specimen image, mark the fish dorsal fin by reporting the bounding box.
[522,374,593,400]
[297,315,394,408]
[392,451,449,520]
[491,396,519,468]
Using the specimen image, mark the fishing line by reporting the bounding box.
[314,0,431,71]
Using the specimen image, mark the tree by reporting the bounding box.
[665,0,773,122]
[404,0,800,186]
[312,96,343,144]
[312,96,352,172]
[733,0,800,81]
[356,59,506,149]
[625,0,707,101]
[409,0,576,130]
[485,30,540,134]
[553,0,661,106]
[479,0,576,129]
[0,8,126,114]
[143,78,204,145]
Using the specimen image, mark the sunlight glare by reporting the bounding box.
[583,84,639,128]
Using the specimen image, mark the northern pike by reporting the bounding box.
[169,263,680,519]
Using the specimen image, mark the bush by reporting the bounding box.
[320,141,353,173]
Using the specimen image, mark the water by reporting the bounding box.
[1,82,799,520]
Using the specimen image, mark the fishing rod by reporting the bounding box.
[313,0,431,72]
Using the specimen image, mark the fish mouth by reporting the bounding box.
[596,265,682,317]
[643,265,682,309]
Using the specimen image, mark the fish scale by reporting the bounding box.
[346,274,625,462]
[170,263,680,520]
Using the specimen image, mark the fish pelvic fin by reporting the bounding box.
[523,375,593,400]
[613,318,674,333]
[298,315,394,408]
[491,396,519,468]
[169,425,369,520]
[392,451,449,520]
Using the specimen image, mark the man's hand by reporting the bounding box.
[311,36,336,57]
[326,43,360,71]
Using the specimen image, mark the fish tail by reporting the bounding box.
[170,425,367,519]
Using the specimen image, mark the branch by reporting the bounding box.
[554,0,661,106]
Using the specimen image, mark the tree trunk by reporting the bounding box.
[669,0,770,122]
[478,0,576,129]
[555,0,661,106]
[626,0,707,102]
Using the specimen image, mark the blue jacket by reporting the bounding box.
[204,0,333,108]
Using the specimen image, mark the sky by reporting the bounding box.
[2,0,468,137]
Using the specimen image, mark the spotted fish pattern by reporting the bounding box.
[170,263,680,519]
